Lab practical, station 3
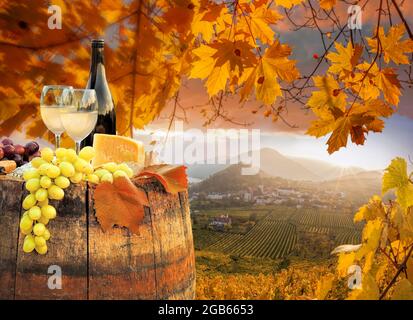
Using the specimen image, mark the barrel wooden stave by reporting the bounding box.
[88,185,158,299]
[0,176,195,300]
[15,183,88,299]
[0,178,24,299]
[143,181,196,299]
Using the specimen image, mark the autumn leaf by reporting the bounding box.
[362,219,384,253]
[137,164,188,194]
[275,0,304,9]
[367,24,413,65]
[307,75,346,118]
[337,252,355,277]
[307,72,396,153]
[376,68,401,106]
[316,274,334,300]
[382,157,413,209]
[190,40,256,96]
[239,4,283,45]
[191,2,227,42]
[93,177,149,234]
[240,40,299,104]
[327,42,363,78]
[319,0,337,10]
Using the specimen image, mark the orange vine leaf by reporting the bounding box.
[137,164,188,194]
[93,177,149,234]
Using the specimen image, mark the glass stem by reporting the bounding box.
[55,134,61,149]
[75,141,81,154]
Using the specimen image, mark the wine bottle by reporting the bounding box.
[81,39,116,147]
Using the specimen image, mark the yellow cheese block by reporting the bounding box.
[92,134,145,167]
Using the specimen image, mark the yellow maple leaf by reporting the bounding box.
[326,116,352,153]
[326,42,362,77]
[319,0,337,10]
[307,75,346,118]
[367,24,413,65]
[350,99,394,119]
[240,40,299,105]
[376,68,401,106]
[239,4,283,45]
[306,116,336,138]
[362,219,384,253]
[354,195,385,223]
[190,40,256,96]
[275,0,304,9]
[337,252,356,277]
[316,274,335,300]
[382,157,413,209]
[351,62,401,106]
[191,2,227,42]
[190,45,218,79]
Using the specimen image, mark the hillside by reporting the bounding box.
[257,148,320,181]
[187,148,368,182]
[190,163,268,193]
[190,162,382,205]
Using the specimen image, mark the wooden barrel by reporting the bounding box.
[0,176,195,299]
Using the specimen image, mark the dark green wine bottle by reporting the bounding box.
[81,39,116,147]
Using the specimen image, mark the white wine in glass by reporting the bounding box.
[40,85,73,148]
[60,111,98,142]
[61,89,98,154]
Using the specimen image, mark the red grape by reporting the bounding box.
[2,138,13,146]
[3,145,15,158]
[25,141,39,155]
[28,151,41,161]
[14,144,25,156]
[12,154,23,166]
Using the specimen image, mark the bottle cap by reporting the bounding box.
[91,39,104,48]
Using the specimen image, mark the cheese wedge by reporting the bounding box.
[92,134,145,168]
[0,160,17,174]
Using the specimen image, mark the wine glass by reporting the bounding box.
[40,85,73,148]
[60,89,98,154]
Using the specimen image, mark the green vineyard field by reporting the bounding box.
[194,207,362,260]
[207,215,297,259]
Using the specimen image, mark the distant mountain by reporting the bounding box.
[290,156,365,180]
[186,164,229,180]
[256,148,321,181]
[191,162,383,204]
[329,170,383,182]
[322,170,383,202]
[190,163,267,193]
[187,147,369,182]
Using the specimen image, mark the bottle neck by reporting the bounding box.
[89,47,105,86]
[91,46,105,67]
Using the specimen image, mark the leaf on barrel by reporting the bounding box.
[137,164,188,194]
[93,177,149,235]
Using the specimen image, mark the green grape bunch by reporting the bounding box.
[19,146,134,255]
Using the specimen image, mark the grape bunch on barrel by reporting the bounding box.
[0,138,40,167]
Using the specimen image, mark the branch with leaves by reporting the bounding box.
[321,157,413,300]
[0,0,412,153]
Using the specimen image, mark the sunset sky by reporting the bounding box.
[147,1,413,170]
